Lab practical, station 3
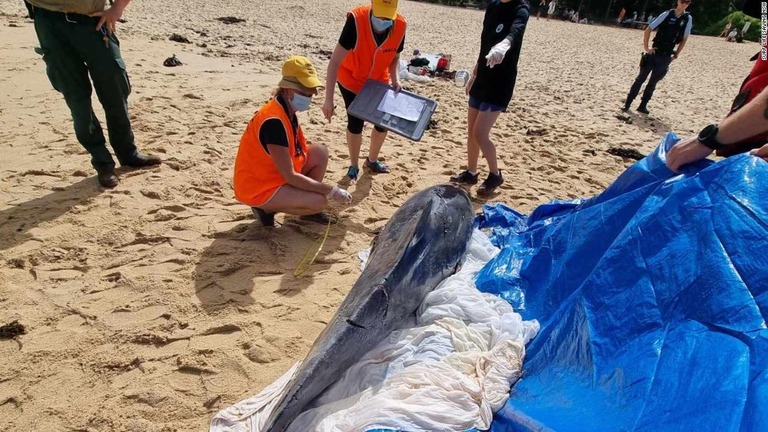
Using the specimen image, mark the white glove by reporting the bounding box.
[327,185,352,204]
[485,39,511,68]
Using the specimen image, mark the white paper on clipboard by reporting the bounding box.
[377,90,426,122]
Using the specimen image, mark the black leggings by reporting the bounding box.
[339,83,386,135]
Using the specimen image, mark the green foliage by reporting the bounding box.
[704,11,760,42]
[409,0,748,33]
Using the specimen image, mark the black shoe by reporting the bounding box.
[123,153,162,168]
[637,105,650,114]
[477,170,504,196]
[300,212,338,225]
[97,170,119,188]
[252,207,275,227]
[621,99,631,112]
[450,170,480,185]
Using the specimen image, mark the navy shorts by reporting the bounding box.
[468,96,507,113]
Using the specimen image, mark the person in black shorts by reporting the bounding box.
[450,0,530,196]
[322,0,406,181]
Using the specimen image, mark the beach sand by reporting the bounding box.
[0,1,759,430]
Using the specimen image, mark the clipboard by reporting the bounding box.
[347,79,437,141]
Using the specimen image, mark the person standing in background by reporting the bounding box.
[719,19,732,38]
[24,0,161,188]
[536,0,547,20]
[450,0,530,197]
[547,0,556,21]
[622,0,692,115]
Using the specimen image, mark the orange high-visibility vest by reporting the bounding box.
[233,98,308,207]
[338,6,406,94]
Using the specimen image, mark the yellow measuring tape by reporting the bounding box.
[293,216,334,277]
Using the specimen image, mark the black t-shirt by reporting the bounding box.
[469,0,530,107]
[476,0,530,70]
[258,95,298,154]
[338,14,405,53]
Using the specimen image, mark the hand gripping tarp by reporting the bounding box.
[475,132,768,432]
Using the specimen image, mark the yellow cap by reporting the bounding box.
[372,0,398,20]
[279,56,323,94]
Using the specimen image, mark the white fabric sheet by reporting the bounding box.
[210,230,539,432]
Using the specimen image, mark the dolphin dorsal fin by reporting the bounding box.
[346,284,389,329]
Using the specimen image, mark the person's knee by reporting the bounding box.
[309,143,329,162]
[471,125,490,144]
[347,116,364,134]
[307,193,327,213]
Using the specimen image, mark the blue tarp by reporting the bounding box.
[476,132,768,431]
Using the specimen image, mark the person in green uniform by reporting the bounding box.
[24,0,160,188]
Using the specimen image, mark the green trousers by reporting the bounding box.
[31,6,139,172]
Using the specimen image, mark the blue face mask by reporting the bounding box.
[371,16,393,32]
[290,92,312,112]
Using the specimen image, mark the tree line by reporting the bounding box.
[407,0,752,36]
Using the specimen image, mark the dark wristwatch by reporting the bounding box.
[697,124,726,150]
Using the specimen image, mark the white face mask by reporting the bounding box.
[371,16,393,32]
[290,93,312,111]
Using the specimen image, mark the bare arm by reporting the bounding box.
[465,62,480,96]
[269,145,333,195]
[717,87,768,145]
[675,16,693,58]
[642,26,653,52]
[389,54,401,89]
[666,87,768,171]
[322,44,349,121]
[325,44,349,102]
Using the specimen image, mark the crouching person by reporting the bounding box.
[234,56,352,227]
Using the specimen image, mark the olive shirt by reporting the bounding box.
[26,0,106,15]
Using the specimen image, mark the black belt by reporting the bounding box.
[651,50,674,57]
[25,2,100,24]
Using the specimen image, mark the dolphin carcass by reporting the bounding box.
[264,184,475,431]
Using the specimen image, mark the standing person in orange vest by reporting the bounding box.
[322,0,407,181]
[234,57,352,227]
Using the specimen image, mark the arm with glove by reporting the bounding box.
[485,3,530,68]
[270,145,353,205]
[327,185,353,204]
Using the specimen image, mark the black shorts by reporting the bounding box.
[339,83,386,135]
[468,67,518,111]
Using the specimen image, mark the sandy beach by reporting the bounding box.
[0,1,760,430]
